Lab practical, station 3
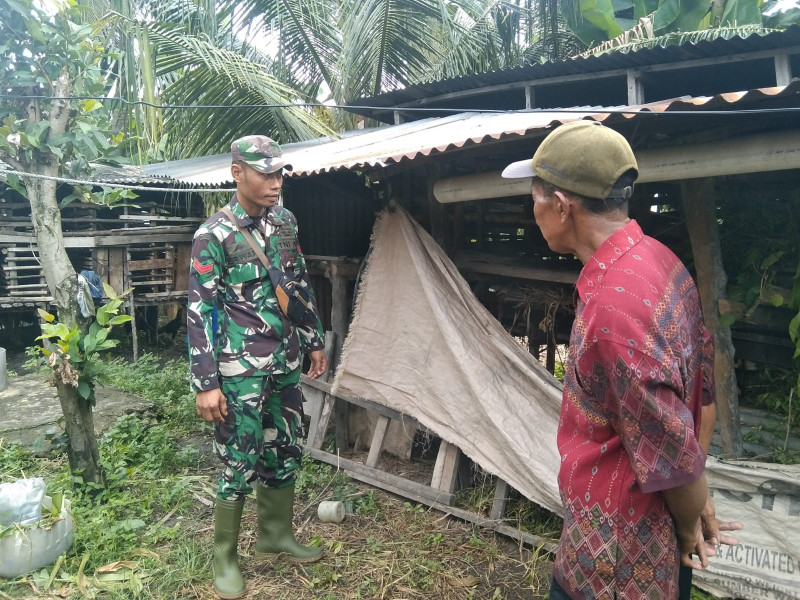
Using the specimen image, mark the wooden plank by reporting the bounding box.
[128,257,174,271]
[431,441,460,496]
[118,215,204,222]
[174,243,192,292]
[490,479,510,520]
[305,331,337,444]
[304,447,556,552]
[108,248,125,295]
[365,415,391,469]
[305,446,455,506]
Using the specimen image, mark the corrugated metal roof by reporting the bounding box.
[352,26,800,114]
[143,83,800,185]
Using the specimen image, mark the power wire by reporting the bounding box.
[2,94,800,115]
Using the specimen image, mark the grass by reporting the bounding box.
[0,352,554,600]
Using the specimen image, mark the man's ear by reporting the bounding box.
[231,163,243,183]
[553,189,572,224]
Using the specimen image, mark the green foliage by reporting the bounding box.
[34,284,132,407]
[565,0,768,47]
[0,0,126,186]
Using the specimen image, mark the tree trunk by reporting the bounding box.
[55,380,104,487]
[682,178,744,458]
[22,72,104,486]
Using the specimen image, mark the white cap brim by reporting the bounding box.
[501,159,537,179]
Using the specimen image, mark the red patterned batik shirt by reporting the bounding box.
[554,220,714,600]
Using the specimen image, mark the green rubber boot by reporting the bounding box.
[254,484,323,564]
[213,497,245,599]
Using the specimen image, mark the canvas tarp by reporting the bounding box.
[331,207,800,599]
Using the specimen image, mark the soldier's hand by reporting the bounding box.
[307,350,328,380]
[196,388,228,422]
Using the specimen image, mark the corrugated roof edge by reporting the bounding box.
[138,83,800,185]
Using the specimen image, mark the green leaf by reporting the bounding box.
[720,0,763,26]
[720,312,737,327]
[770,293,784,307]
[789,311,800,343]
[77,381,91,399]
[37,308,55,322]
[107,315,132,325]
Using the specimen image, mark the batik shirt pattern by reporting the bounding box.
[188,197,325,392]
[554,220,714,600]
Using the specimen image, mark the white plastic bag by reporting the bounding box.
[0,478,45,527]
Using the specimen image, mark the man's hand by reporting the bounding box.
[701,495,743,550]
[678,519,711,571]
[196,388,228,422]
[307,349,328,380]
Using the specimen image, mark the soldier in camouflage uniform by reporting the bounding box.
[188,135,328,600]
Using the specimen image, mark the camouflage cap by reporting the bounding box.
[501,120,638,200]
[231,135,292,173]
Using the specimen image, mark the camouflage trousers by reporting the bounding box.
[214,369,304,500]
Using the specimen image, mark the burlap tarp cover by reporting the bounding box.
[331,207,800,599]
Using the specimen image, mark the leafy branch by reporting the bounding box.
[36,283,133,406]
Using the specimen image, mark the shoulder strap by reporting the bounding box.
[220,205,272,271]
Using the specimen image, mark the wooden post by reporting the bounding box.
[524,85,534,110]
[431,440,460,499]
[546,337,556,375]
[490,479,509,520]
[427,165,445,247]
[330,263,350,451]
[626,69,644,105]
[775,54,792,87]
[365,415,391,468]
[682,179,743,457]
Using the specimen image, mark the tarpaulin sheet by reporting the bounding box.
[331,207,800,598]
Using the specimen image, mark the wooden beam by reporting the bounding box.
[454,254,578,285]
[775,53,792,87]
[682,179,743,457]
[525,85,534,109]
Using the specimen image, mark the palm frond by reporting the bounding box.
[146,23,334,156]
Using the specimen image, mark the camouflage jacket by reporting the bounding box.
[187,195,325,392]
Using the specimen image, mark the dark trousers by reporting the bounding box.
[549,567,693,600]
[548,575,572,600]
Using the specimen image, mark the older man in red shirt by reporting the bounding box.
[502,120,732,599]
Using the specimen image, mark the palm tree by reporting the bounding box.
[86,0,584,160]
